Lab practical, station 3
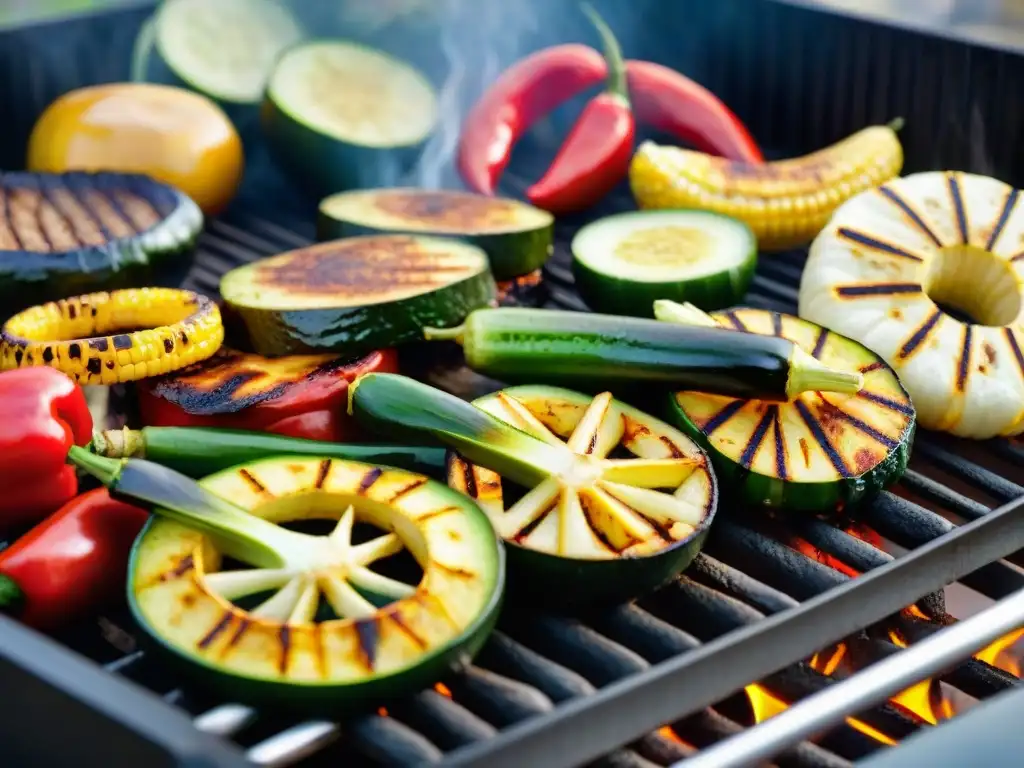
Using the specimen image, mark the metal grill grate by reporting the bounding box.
[3,197,1010,768]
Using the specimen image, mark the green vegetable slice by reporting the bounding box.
[220,235,497,356]
[126,456,503,709]
[662,304,915,512]
[317,188,554,280]
[572,210,758,317]
[348,374,716,610]
[0,171,202,313]
[145,0,303,104]
[263,41,438,195]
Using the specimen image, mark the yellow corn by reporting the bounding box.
[0,287,223,385]
[629,124,904,251]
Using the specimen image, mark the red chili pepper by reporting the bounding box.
[625,60,763,164]
[457,43,608,196]
[138,348,400,443]
[526,5,635,215]
[0,367,93,529]
[0,488,148,631]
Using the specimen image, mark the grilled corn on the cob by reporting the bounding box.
[629,123,905,251]
[0,288,223,384]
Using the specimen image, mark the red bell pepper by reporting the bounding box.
[137,348,400,443]
[526,5,635,214]
[0,367,93,529]
[0,488,148,631]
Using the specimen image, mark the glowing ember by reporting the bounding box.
[975,627,1024,676]
[435,682,453,698]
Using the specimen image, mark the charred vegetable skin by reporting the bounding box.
[138,348,398,443]
[426,308,862,402]
[317,189,554,281]
[448,386,717,609]
[68,448,503,711]
[0,489,148,631]
[0,367,92,529]
[92,425,447,479]
[349,374,716,609]
[630,123,903,250]
[220,236,496,357]
[0,171,202,313]
[661,304,914,511]
[1,288,223,385]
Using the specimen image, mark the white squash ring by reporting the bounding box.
[799,171,1024,439]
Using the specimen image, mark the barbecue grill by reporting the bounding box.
[2,1,1024,766]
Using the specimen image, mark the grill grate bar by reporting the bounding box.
[245,721,340,767]
[673,587,1024,768]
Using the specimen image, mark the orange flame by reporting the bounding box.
[975,628,1024,676]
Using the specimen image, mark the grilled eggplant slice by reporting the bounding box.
[349,373,717,610]
[220,235,497,357]
[661,304,915,512]
[317,189,554,280]
[0,171,202,313]
[125,456,504,710]
[137,347,399,442]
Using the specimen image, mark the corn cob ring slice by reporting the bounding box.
[0,287,223,384]
[628,123,904,251]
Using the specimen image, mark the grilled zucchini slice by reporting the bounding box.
[220,235,497,357]
[128,456,504,710]
[0,171,202,313]
[263,42,438,196]
[664,307,915,512]
[317,188,554,281]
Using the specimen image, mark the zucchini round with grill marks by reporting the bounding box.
[263,42,438,196]
[0,171,202,313]
[68,448,503,711]
[220,235,497,357]
[317,188,554,280]
[350,373,717,609]
[659,301,914,512]
[571,210,757,316]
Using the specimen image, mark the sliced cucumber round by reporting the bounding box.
[447,386,718,611]
[572,210,757,317]
[317,189,554,281]
[128,456,503,710]
[138,0,303,105]
[263,42,438,196]
[665,309,915,512]
[220,235,497,356]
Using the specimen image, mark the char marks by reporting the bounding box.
[985,188,1019,251]
[354,618,379,670]
[946,173,969,245]
[956,325,973,392]
[793,399,851,478]
[197,611,234,650]
[701,399,746,433]
[857,390,915,416]
[315,458,332,489]
[811,328,829,359]
[358,467,383,494]
[740,407,775,469]
[897,309,942,360]
[836,227,925,262]
[834,283,923,298]
[878,184,944,247]
[238,468,269,495]
[1005,328,1024,380]
[770,406,788,480]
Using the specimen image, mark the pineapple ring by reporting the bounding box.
[799,171,1024,438]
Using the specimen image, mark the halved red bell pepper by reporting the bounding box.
[0,488,148,631]
[0,367,93,529]
[137,348,400,443]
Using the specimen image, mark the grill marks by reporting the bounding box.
[794,399,852,478]
[837,227,925,263]
[0,174,164,252]
[986,187,1019,251]
[956,325,974,392]
[946,173,969,245]
[897,309,942,360]
[834,283,923,298]
[878,183,945,247]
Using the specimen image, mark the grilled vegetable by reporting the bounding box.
[27,83,243,216]
[571,210,757,316]
[0,171,202,312]
[629,122,904,250]
[68,448,503,711]
[350,373,716,609]
[658,301,914,511]
[424,307,863,402]
[132,0,302,107]
[0,489,148,631]
[316,189,553,280]
[799,171,1024,439]
[220,236,496,357]
[1,288,224,385]
[263,41,438,196]
[91,425,447,479]
[138,348,398,443]
[0,368,92,530]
